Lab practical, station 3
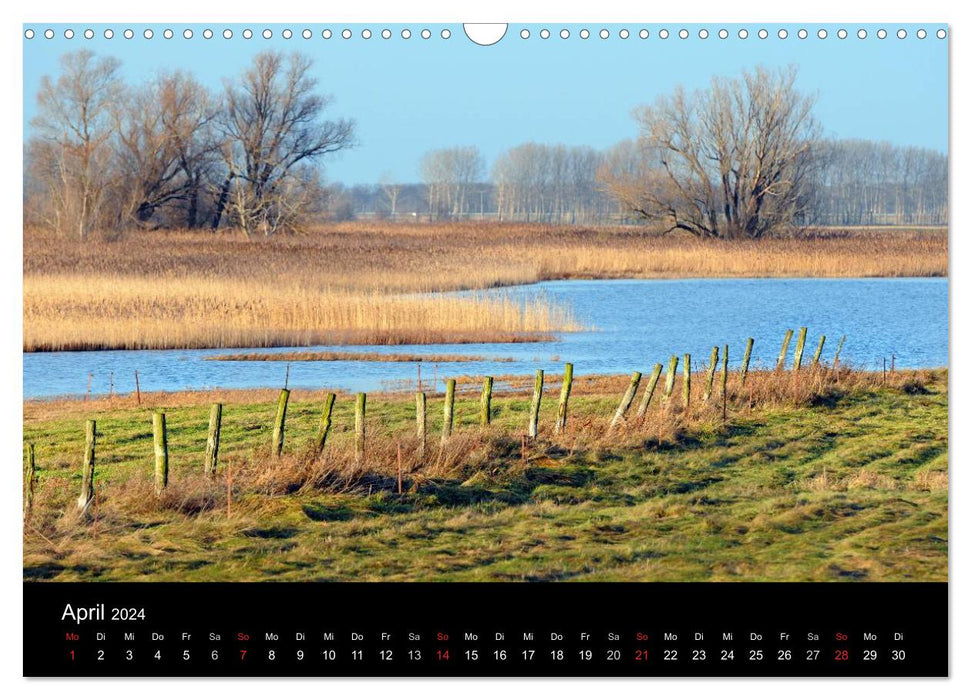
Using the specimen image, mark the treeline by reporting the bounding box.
[337,138,948,227]
[24,53,947,238]
[809,139,948,226]
[339,143,625,223]
[24,50,353,238]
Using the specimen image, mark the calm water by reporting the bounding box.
[23,278,948,399]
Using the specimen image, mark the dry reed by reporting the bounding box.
[23,223,947,352]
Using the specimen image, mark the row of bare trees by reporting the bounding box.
[419,147,484,220]
[26,56,945,237]
[808,139,948,226]
[25,50,354,238]
[492,143,616,223]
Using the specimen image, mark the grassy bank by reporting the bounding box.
[23,367,948,582]
[23,223,946,351]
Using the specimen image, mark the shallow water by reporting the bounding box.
[23,277,948,398]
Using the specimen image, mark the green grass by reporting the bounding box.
[23,371,948,582]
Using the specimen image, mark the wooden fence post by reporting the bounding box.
[555,363,574,434]
[205,403,222,479]
[416,392,426,461]
[611,371,642,429]
[77,419,96,512]
[397,443,403,494]
[703,346,719,402]
[721,344,729,422]
[24,443,36,521]
[134,370,142,405]
[271,388,290,457]
[682,354,692,409]
[636,363,664,419]
[740,337,754,386]
[777,329,794,371]
[480,376,493,426]
[527,369,544,440]
[153,411,168,496]
[793,327,808,371]
[834,335,846,365]
[811,335,826,369]
[314,393,336,455]
[442,379,456,445]
[663,355,679,402]
[355,393,366,465]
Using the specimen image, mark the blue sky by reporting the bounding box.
[22,23,948,185]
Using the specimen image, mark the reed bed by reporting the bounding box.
[23,274,576,351]
[23,223,947,352]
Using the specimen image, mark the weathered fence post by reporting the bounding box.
[793,327,808,371]
[355,393,366,465]
[555,362,574,435]
[703,346,719,402]
[77,419,96,512]
[811,335,826,369]
[480,376,493,426]
[611,371,642,429]
[777,329,794,370]
[416,392,426,461]
[834,335,846,365]
[24,444,35,520]
[134,369,142,405]
[397,443,403,495]
[527,369,544,440]
[682,354,692,409]
[721,344,729,421]
[314,393,336,455]
[271,388,290,457]
[205,403,222,478]
[663,355,679,403]
[740,337,754,386]
[636,363,664,419]
[153,411,168,496]
[442,379,456,445]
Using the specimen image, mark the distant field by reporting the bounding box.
[23,223,947,352]
[23,367,948,582]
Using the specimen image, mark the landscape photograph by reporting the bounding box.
[21,24,948,583]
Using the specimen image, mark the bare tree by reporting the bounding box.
[214,51,355,235]
[113,71,219,228]
[379,172,402,220]
[30,51,123,239]
[601,66,821,238]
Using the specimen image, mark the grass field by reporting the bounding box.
[23,367,948,582]
[23,223,947,351]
